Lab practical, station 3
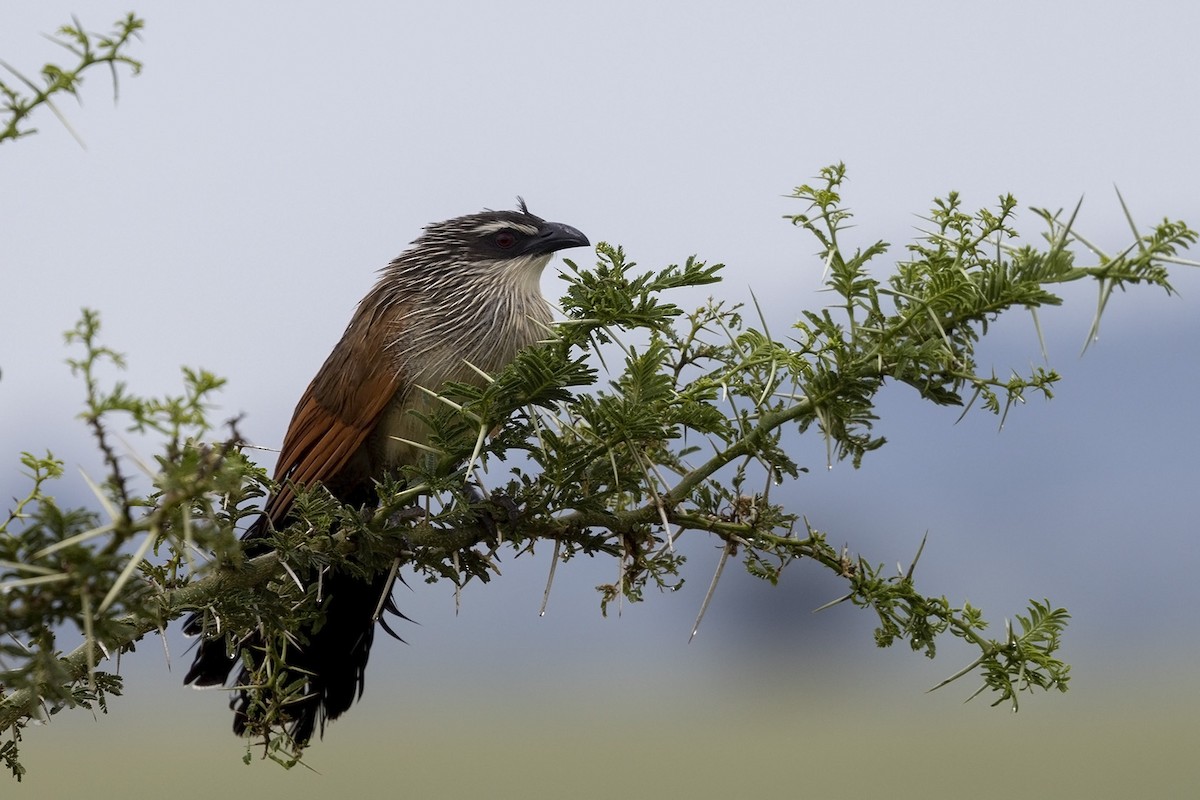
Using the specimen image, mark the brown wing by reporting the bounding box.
[261,299,405,528]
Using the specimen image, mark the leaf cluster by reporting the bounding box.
[0,312,266,779]
[1,14,144,145]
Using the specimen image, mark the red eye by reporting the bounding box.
[495,231,517,249]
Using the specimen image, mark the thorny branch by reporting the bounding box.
[3,164,1196,775]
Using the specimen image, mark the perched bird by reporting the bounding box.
[184,201,589,743]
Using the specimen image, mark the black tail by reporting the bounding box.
[183,502,402,744]
[184,569,392,745]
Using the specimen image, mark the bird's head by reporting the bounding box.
[370,201,589,382]
[406,198,589,277]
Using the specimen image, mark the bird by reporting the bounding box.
[183,201,589,744]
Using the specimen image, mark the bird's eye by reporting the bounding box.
[494,231,517,249]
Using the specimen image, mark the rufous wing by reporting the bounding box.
[261,301,405,528]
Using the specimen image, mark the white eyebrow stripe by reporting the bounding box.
[470,220,539,236]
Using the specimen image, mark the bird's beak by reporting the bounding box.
[530,221,590,255]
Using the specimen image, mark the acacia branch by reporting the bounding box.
[4,165,1191,776]
[0,13,143,144]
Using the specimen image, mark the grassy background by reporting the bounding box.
[15,661,1197,798]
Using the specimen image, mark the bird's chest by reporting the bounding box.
[371,333,529,470]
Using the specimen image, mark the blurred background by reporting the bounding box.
[2,2,1197,797]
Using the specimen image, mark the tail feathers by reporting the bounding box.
[183,615,239,687]
[185,570,397,745]
[182,513,268,688]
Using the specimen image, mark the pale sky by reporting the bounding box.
[3,3,1199,795]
